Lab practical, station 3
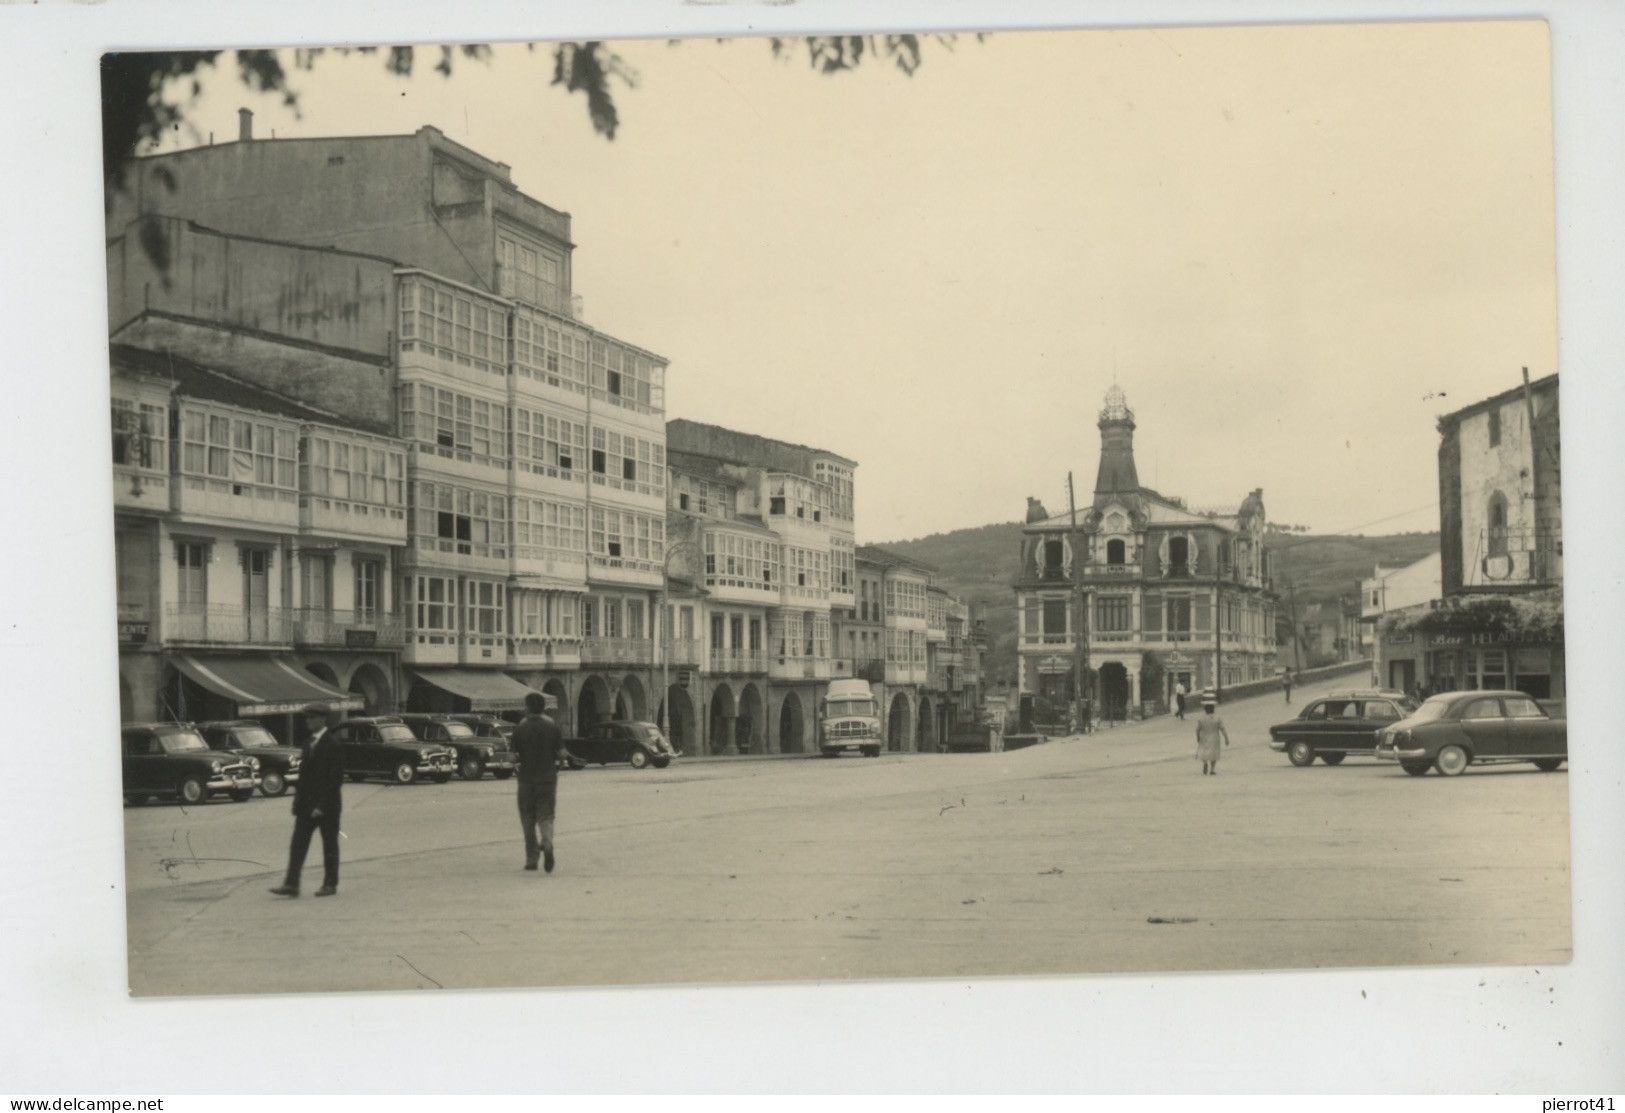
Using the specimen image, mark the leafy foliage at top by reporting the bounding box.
[101,36,979,198]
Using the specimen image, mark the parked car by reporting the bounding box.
[396,713,515,781]
[325,716,456,784]
[1268,691,1419,766]
[196,719,303,797]
[447,712,582,772]
[1374,690,1567,776]
[566,720,677,769]
[122,723,256,806]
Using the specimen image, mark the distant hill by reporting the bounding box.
[872,522,1439,685]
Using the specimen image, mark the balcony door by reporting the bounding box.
[242,549,270,641]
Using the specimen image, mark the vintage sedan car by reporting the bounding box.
[447,713,583,772]
[1268,690,1419,766]
[196,719,303,797]
[566,720,677,769]
[1374,690,1567,776]
[326,716,456,784]
[396,713,516,781]
[122,723,257,806]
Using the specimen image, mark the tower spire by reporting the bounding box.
[1093,385,1140,500]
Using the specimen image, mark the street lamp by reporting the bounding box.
[658,539,703,740]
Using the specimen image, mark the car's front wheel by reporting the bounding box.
[629,749,650,770]
[1287,740,1315,767]
[1400,762,1431,776]
[259,770,287,796]
[1434,744,1469,777]
[1533,759,1565,772]
[393,762,416,785]
[459,756,484,780]
[1319,752,1346,766]
[177,776,206,806]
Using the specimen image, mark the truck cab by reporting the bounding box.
[819,678,882,758]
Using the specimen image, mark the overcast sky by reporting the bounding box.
[144,21,1556,542]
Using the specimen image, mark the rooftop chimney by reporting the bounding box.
[238,108,253,142]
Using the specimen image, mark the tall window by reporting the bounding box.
[1168,536,1190,570]
[413,576,456,633]
[302,554,332,613]
[1096,596,1130,632]
[1488,407,1502,447]
[1106,538,1126,566]
[1167,596,1192,639]
[1487,492,1509,556]
[354,560,381,623]
[176,543,208,608]
[111,398,166,469]
[1043,599,1069,637]
[626,599,645,641]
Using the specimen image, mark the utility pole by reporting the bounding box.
[1285,573,1304,673]
[1068,472,1089,731]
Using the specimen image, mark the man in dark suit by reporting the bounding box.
[271,703,344,897]
[511,691,564,873]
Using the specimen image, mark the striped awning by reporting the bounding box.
[172,654,363,716]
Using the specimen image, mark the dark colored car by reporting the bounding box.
[1268,690,1419,766]
[566,721,677,769]
[326,716,456,785]
[446,712,582,773]
[122,723,256,806]
[196,719,303,797]
[396,713,515,781]
[1374,690,1567,776]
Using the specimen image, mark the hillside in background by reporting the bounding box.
[873,523,1440,686]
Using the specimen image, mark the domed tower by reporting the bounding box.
[1093,384,1141,506]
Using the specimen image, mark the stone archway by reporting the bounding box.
[618,674,647,722]
[888,692,910,752]
[737,683,764,755]
[917,695,936,753]
[577,674,612,735]
[542,678,570,725]
[777,691,806,753]
[708,683,737,756]
[347,662,393,716]
[659,684,697,754]
[306,661,340,688]
[1099,662,1130,723]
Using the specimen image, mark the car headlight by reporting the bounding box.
[211,760,225,773]
[248,756,261,770]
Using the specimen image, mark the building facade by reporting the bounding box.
[1013,387,1278,721]
[1359,552,1442,693]
[1381,373,1564,701]
[109,120,671,732]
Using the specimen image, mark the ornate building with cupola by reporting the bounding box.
[1013,387,1279,720]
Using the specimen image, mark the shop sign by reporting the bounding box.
[118,621,150,646]
[1427,630,1525,647]
[1386,633,1414,645]
[344,628,378,648]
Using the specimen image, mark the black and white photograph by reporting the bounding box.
[5,0,1625,1097]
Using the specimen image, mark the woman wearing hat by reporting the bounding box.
[1195,692,1229,775]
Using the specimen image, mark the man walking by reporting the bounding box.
[1174,680,1188,721]
[271,703,343,898]
[512,691,564,873]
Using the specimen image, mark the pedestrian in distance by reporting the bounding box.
[511,691,565,873]
[1174,680,1187,721]
[271,703,344,898]
[1283,670,1294,703]
[1196,696,1229,775]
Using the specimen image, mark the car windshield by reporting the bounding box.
[442,722,474,738]
[160,731,209,754]
[826,700,875,717]
[377,724,417,743]
[233,728,280,748]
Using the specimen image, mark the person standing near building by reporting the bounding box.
[271,703,344,898]
[512,691,564,872]
[1174,680,1188,721]
[1195,691,1229,775]
[1283,669,1294,704]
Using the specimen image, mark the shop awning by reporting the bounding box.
[410,668,541,712]
[172,654,363,716]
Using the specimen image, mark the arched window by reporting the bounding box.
[1106,538,1126,566]
[1042,538,1064,579]
[1167,535,1189,570]
[1486,492,1509,556]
